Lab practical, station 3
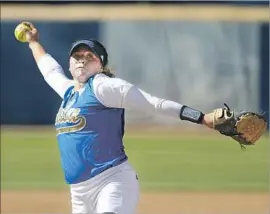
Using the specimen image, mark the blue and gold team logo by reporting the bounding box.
[55,108,86,135]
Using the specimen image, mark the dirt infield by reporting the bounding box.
[1,190,269,214]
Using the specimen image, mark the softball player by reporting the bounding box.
[24,22,214,214]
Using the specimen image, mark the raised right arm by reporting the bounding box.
[25,22,73,98]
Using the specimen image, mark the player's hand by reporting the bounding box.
[202,106,234,129]
[202,112,214,128]
[22,22,39,43]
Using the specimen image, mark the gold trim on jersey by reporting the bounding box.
[55,108,86,135]
[56,116,86,135]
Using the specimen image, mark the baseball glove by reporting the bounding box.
[212,104,267,149]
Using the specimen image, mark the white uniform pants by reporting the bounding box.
[70,161,140,214]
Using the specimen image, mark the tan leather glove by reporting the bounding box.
[209,104,267,149]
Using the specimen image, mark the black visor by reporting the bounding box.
[70,39,108,67]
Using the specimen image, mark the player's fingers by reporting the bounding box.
[29,23,36,30]
[22,21,35,30]
[21,21,31,27]
[25,28,39,42]
[26,31,33,39]
[24,24,38,37]
[32,28,37,34]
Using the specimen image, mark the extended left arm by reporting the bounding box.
[93,74,267,147]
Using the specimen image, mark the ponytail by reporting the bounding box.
[101,67,115,78]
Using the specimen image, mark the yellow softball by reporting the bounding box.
[14,23,32,43]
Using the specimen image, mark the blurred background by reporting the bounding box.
[1,1,269,214]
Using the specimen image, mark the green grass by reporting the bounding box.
[1,128,269,192]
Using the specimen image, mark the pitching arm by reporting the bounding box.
[93,74,206,124]
[29,42,73,99]
[25,22,73,99]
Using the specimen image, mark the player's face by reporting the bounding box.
[69,46,102,83]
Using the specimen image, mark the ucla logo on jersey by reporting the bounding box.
[55,108,86,135]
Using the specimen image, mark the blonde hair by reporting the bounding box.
[101,66,115,78]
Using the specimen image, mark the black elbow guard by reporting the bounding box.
[179,105,204,124]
